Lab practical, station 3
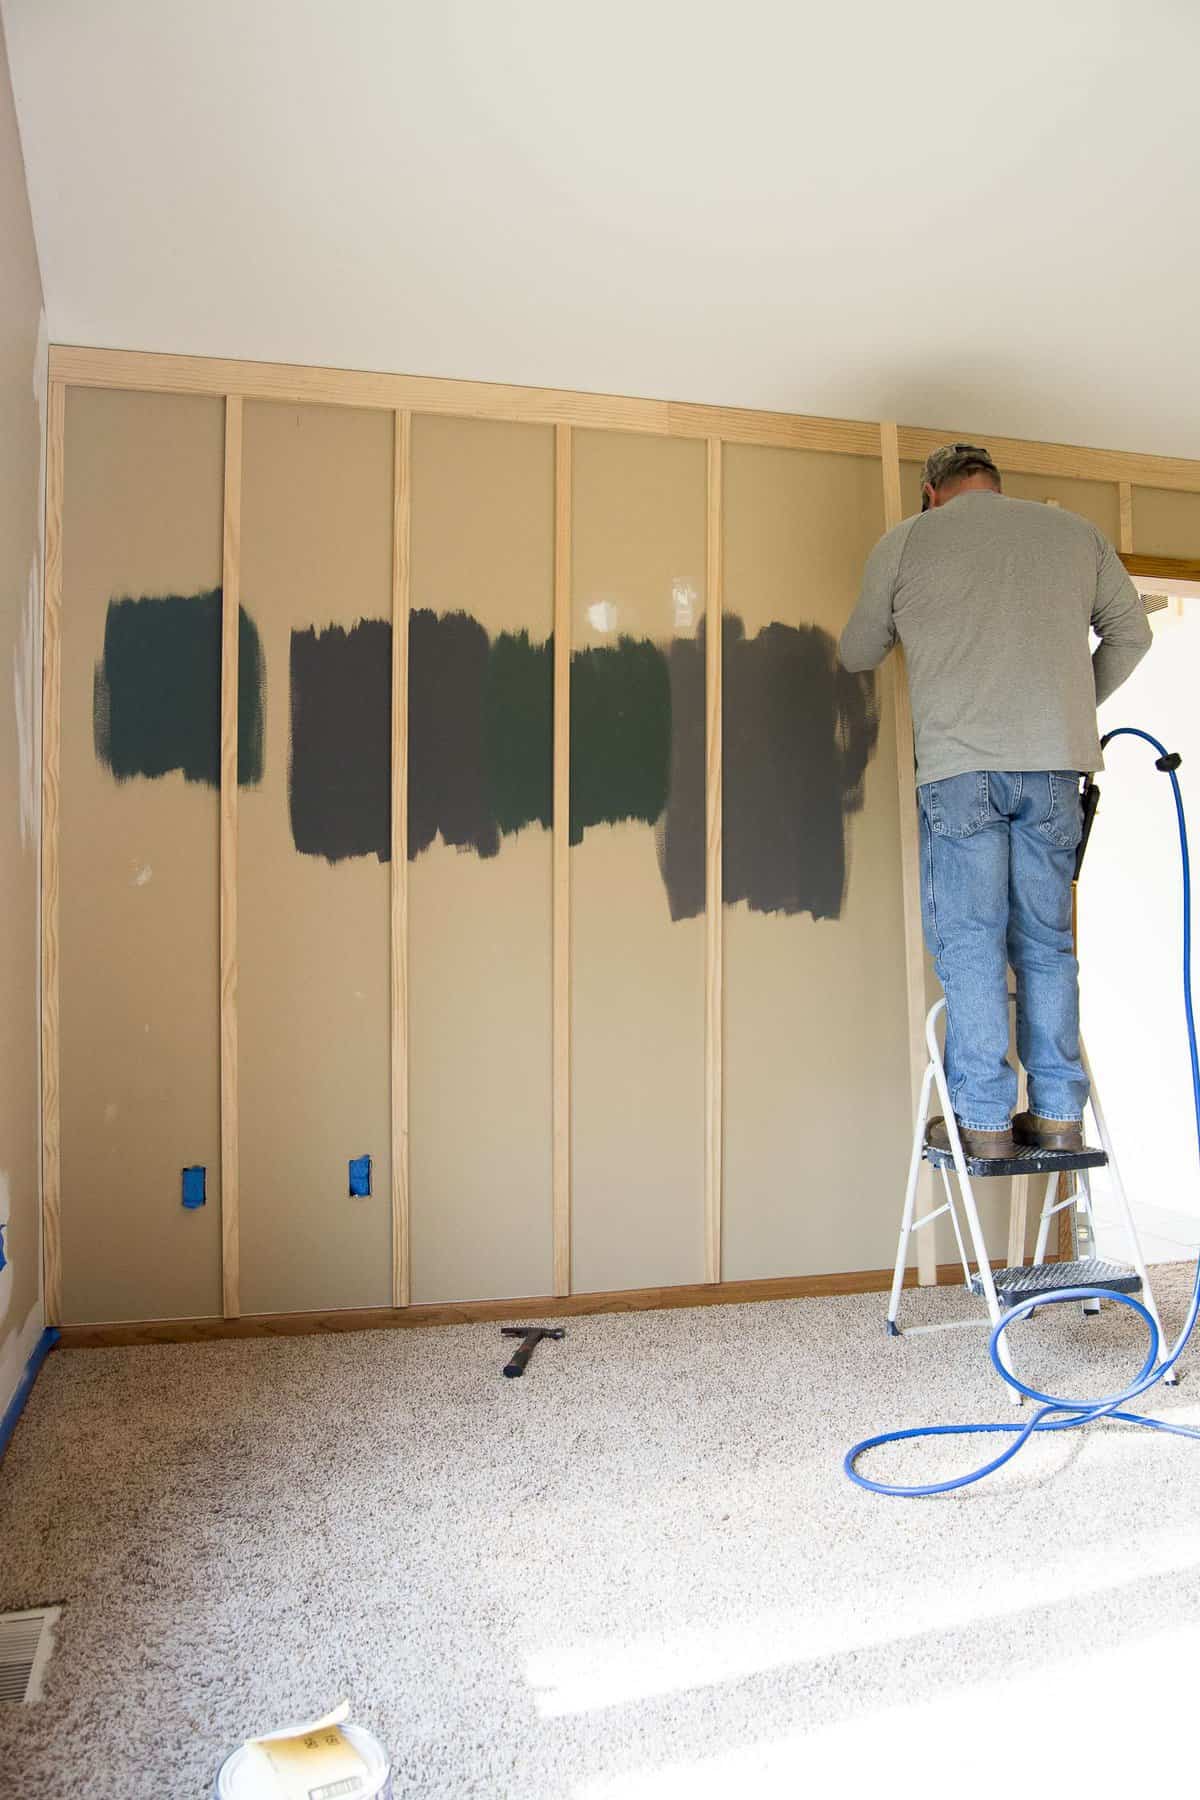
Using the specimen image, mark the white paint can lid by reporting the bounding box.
[215,1721,392,1800]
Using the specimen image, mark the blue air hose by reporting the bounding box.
[845,727,1200,1496]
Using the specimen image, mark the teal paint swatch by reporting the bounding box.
[93,589,263,787]
[569,637,671,845]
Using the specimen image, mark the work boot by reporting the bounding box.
[1012,1111,1084,1152]
[927,1115,1016,1159]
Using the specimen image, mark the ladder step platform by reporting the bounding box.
[888,1002,1170,1378]
[924,1141,1108,1177]
[970,1258,1141,1303]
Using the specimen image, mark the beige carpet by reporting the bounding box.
[3,1271,1200,1798]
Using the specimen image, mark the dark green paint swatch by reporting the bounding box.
[409,614,554,856]
[408,608,498,858]
[408,620,672,853]
[93,589,263,788]
[569,636,671,845]
[485,629,553,837]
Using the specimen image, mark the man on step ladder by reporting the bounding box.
[839,443,1150,1161]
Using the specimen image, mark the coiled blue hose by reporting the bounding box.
[845,727,1200,1496]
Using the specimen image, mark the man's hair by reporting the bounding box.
[920,442,1001,509]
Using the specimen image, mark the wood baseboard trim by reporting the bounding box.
[53,1261,1015,1348]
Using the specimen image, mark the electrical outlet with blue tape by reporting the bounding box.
[181,1166,207,1209]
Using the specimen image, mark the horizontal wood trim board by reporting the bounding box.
[47,346,877,454]
[1122,553,1200,581]
[57,1261,1026,1347]
[898,423,1200,496]
[49,348,1200,490]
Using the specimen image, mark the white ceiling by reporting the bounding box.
[5,0,1200,458]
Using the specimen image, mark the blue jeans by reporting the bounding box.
[917,770,1088,1130]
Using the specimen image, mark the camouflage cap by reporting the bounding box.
[920,442,1000,492]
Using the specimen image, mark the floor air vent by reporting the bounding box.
[0,1607,60,1703]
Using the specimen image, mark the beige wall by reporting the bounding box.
[48,349,1200,1324]
[59,390,224,1323]
[409,417,554,1303]
[239,403,394,1314]
[900,462,1121,536]
[0,18,44,1396]
[1131,488,1200,557]
[721,448,912,1278]
[571,431,707,1293]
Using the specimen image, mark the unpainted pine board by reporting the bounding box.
[881,424,936,1286]
[554,425,572,1296]
[55,1256,1003,1347]
[48,346,879,454]
[220,396,242,1318]
[705,439,723,1285]
[1122,554,1200,587]
[40,379,65,1325]
[1119,482,1134,555]
[897,421,1200,497]
[49,348,1200,488]
[391,411,411,1308]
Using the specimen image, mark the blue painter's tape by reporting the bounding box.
[0,1328,59,1465]
[182,1166,207,1209]
[349,1155,372,1198]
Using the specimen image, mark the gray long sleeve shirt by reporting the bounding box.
[839,490,1152,785]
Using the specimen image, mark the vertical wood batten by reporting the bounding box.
[705,439,724,1283]
[41,379,66,1325]
[391,412,412,1307]
[553,426,572,1295]
[1066,485,1126,1258]
[880,422,936,1284]
[220,396,243,1318]
[1118,481,1134,554]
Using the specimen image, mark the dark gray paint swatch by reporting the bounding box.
[720,615,878,920]
[289,619,391,863]
[655,635,706,922]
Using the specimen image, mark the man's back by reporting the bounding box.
[840,444,1152,1160]
[840,490,1150,785]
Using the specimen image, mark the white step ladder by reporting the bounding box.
[887,996,1174,1394]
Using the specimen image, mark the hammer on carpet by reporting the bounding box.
[501,1326,565,1377]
